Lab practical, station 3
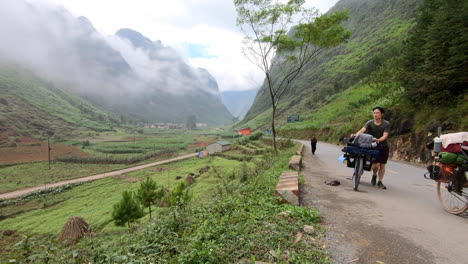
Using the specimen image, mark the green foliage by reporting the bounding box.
[163,182,192,208]
[212,152,253,162]
[239,161,250,182]
[135,177,164,218]
[400,0,468,105]
[81,140,90,149]
[248,131,263,140]
[56,148,178,164]
[112,191,144,228]
[237,136,250,145]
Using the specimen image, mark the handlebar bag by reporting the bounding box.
[352,134,376,149]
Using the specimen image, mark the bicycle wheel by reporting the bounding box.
[437,171,468,214]
[353,157,363,191]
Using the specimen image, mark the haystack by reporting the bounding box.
[58,216,89,243]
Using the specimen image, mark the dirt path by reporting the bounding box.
[298,140,467,264]
[0,153,198,200]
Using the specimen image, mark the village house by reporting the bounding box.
[238,128,252,135]
[205,141,231,154]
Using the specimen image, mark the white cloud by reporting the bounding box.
[28,0,339,92]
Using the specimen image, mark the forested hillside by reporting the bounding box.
[240,0,467,161]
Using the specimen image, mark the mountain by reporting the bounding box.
[221,88,258,119]
[0,0,233,131]
[243,0,422,123]
[112,28,232,125]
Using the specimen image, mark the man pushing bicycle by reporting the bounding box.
[351,106,391,189]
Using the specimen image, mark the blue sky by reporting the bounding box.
[184,43,216,59]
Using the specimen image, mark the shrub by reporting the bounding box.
[163,182,191,208]
[81,140,90,149]
[248,131,263,140]
[219,132,241,138]
[56,148,178,164]
[237,136,250,145]
[195,147,205,152]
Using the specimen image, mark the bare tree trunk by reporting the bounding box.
[149,205,152,219]
[272,105,277,154]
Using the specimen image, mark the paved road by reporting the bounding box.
[298,140,468,264]
[0,153,198,200]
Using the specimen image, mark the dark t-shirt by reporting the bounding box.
[364,120,390,147]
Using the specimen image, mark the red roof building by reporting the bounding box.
[238,128,252,135]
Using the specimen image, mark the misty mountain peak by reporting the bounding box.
[116,28,161,51]
[77,16,96,34]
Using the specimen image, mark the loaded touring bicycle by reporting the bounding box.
[425,132,468,215]
[342,134,380,191]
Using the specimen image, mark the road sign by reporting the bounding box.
[287,115,300,123]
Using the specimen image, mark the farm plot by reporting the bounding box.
[0,156,247,234]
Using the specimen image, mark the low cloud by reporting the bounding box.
[0,0,221,99]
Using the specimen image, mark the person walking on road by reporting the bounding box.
[310,135,318,155]
[351,106,390,189]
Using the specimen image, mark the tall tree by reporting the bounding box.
[234,0,351,152]
[186,115,197,130]
[112,191,145,228]
[401,0,468,105]
[136,177,164,219]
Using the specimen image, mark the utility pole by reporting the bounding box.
[46,131,55,170]
[48,136,51,169]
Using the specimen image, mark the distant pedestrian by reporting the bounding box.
[310,135,318,155]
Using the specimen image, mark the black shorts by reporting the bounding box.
[375,146,389,164]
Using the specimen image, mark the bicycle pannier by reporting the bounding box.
[425,165,441,180]
[438,152,458,164]
[425,164,455,182]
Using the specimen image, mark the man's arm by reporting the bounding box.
[376,132,389,144]
[351,127,366,138]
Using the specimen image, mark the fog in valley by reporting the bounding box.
[0,0,221,100]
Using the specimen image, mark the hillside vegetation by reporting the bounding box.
[0,62,117,139]
[240,0,467,155]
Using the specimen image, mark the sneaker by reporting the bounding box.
[371,174,377,186]
[377,181,387,189]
